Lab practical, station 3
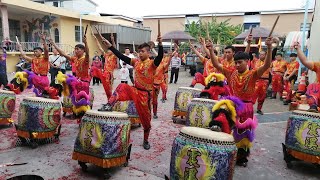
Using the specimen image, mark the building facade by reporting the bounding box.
[143,9,314,41]
[32,0,98,13]
[0,0,151,72]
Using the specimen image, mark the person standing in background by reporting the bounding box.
[121,47,135,85]
[0,48,8,88]
[169,52,181,84]
[119,62,129,84]
[91,56,103,86]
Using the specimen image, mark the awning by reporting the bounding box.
[283,31,308,50]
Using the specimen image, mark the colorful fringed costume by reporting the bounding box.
[199,73,230,100]
[209,96,244,134]
[221,67,259,165]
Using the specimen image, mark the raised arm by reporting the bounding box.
[294,42,313,70]
[83,35,89,61]
[110,33,116,48]
[40,33,49,60]
[257,37,272,77]
[93,34,105,54]
[17,44,33,63]
[245,34,253,53]
[102,38,131,65]
[189,40,204,63]
[200,37,210,57]
[208,40,223,72]
[48,38,71,61]
[154,34,163,67]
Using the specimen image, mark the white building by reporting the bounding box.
[31,0,98,13]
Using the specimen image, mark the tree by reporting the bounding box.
[185,17,243,45]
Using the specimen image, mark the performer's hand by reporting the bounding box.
[102,38,112,48]
[265,37,272,48]
[293,42,300,50]
[247,34,253,42]
[83,35,87,44]
[199,37,205,44]
[205,40,213,50]
[39,33,46,41]
[188,40,193,48]
[157,34,162,46]
[110,33,115,43]
[48,38,54,44]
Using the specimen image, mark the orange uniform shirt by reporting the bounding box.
[285,60,299,76]
[70,56,90,81]
[253,59,270,79]
[272,60,287,74]
[32,56,49,75]
[131,58,157,91]
[104,53,117,73]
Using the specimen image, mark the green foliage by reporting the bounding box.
[185,17,243,45]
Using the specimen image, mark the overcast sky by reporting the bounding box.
[95,0,315,18]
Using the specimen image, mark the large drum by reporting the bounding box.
[0,90,16,125]
[186,98,217,128]
[170,127,237,180]
[16,97,62,147]
[72,110,132,171]
[112,100,141,126]
[283,110,320,168]
[172,87,201,121]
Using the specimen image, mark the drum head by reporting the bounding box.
[85,110,129,118]
[23,97,60,103]
[178,87,202,92]
[0,89,15,94]
[191,98,218,103]
[292,110,320,117]
[180,127,234,142]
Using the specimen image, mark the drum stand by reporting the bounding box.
[172,116,185,124]
[282,143,300,169]
[15,124,62,149]
[78,144,132,180]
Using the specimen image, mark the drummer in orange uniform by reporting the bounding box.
[209,34,273,167]
[252,51,271,115]
[283,53,299,105]
[270,53,287,100]
[92,33,118,101]
[294,42,320,112]
[153,49,174,119]
[98,35,163,150]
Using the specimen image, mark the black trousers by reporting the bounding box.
[92,77,100,85]
[170,68,179,83]
[129,68,134,84]
[50,68,60,83]
[0,73,8,87]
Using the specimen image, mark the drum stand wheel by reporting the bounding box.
[54,124,62,141]
[282,143,299,169]
[78,161,88,172]
[63,112,67,117]
[123,144,133,167]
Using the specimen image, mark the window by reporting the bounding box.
[300,23,311,31]
[75,26,84,42]
[185,14,200,32]
[53,1,59,7]
[54,28,59,43]
[243,23,260,31]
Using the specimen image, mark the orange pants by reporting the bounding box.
[109,83,151,141]
[97,70,113,100]
[153,84,161,115]
[284,76,297,101]
[254,79,269,110]
[190,72,206,87]
[271,74,284,97]
[161,73,168,100]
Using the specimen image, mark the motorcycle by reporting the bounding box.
[16,58,31,72]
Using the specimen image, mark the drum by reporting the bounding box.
[283,110,320,168]
[170,127,237,180]
[0,90,16,125]
[186,98,217,128]
[16,97,62,147]
[72,110,132,169]
[172,87,201,120]
[112,100,141,125]
[89,87,94,108]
